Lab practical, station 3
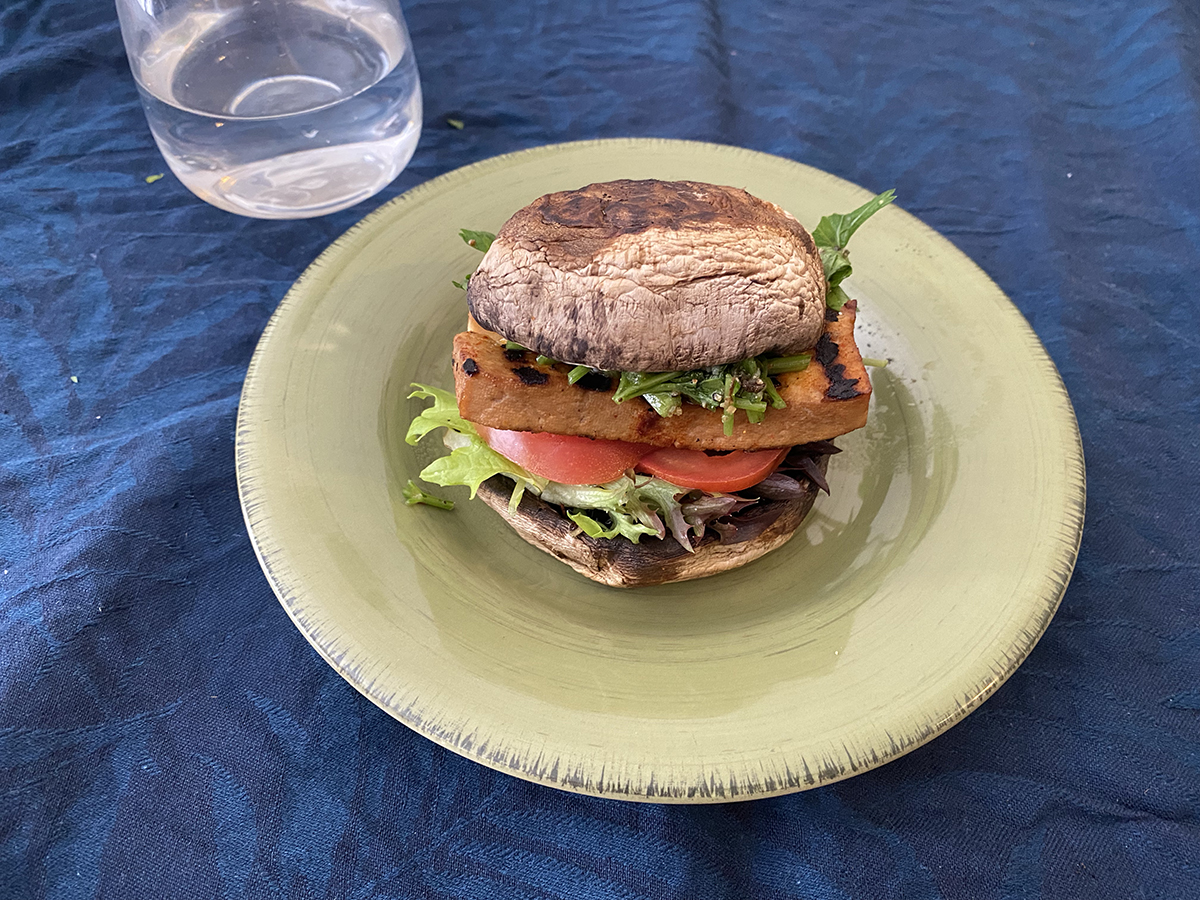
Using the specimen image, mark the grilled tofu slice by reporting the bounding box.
[451,305,871,451]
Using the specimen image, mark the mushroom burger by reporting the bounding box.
[407,179,893,587]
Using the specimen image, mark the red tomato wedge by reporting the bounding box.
[474,425,653,485]
[635,447,789,492]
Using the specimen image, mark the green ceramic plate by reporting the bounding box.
[236,139,1085,802]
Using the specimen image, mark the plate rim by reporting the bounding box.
[235,137,1087,802]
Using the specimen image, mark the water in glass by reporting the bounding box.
[130,0,421,218]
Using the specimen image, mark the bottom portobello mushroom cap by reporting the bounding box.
[475,454,829,588]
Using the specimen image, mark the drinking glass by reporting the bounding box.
[115,0,423,219]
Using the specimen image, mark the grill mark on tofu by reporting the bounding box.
[513,366,549,385]
[826,377,862,400]
[814,333,863,400]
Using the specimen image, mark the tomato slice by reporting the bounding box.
[636,446,789,492]
[475,425,654,485]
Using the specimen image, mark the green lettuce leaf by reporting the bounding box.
[406,383,479,442]
[406,384,545,500]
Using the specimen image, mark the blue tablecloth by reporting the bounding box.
[3,1,1198,897]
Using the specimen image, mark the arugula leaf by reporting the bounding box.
[459,229,496,252]
[608,351,808,431]
[820,246,854,289]
[760,374,786,409]
[451,229,498,288]
[812,189,896,309]
[642,391,681,417]
[811,189,896,251]
[613,370,683,402]
[825,285,850,311]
